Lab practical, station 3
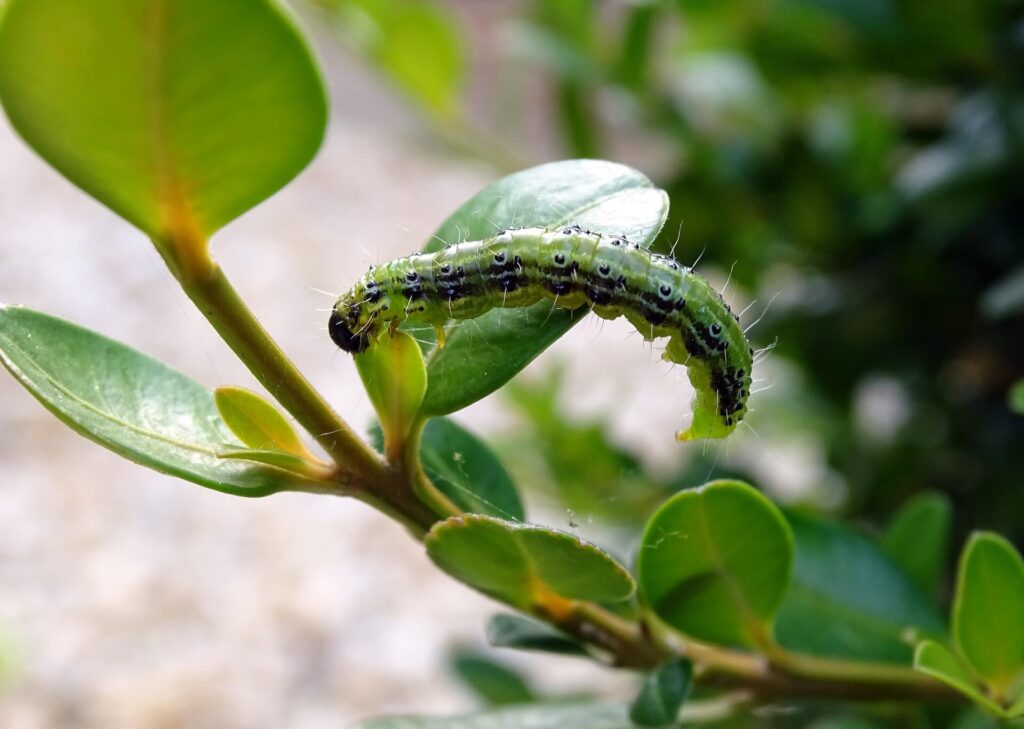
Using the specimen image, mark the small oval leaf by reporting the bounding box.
[0,0,326,259]
[214,385,315,459]
[356,331,427,460]
[426,514,635,611]
[629,658,693,728]
[637,480,794,648]
[0,306,319,496]
[416,159,669,416]
[486,614,588,657]
[914,640,1006,715]
[953,532,1024,696]
[449,650,536,707]
[880,491,953,596]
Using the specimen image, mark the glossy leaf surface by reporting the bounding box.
[419,417,524,521]
[417,159,669,415]
[0,0,325,243]
[637,480,793,648]
[426,514,634,610]
[0,306,315,496]
[776,511,946,664]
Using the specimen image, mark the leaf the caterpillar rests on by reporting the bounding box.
[330,226,753,441]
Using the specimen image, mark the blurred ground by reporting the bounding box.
[0,11,692,729]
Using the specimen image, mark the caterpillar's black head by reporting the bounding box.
[329,309,369,354]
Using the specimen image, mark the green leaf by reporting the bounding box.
[1010,691,1024,719]
[486,614,588,657]
[881,491,953,595]
[369,417,525,520]
[214,386,315,458]
[356,331,427,459]
[776,511,946,664]
[0,0,325,250]
[332,0,464,120]
[217,448,331,480]
[0,306,317,496]
[450,650,537,707]
[416,159,669,416]
[419,417,525,521]
[629,658,693,727]
[954,532,1024,695]
[914,640,1005,715]
[354,702,639,729]
[637,480,794,648]
[1010,379,1024,416]
[426,514,634,611]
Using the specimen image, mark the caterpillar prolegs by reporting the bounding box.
[329,226,753,441]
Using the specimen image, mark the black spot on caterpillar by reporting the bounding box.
[330,226,753,440]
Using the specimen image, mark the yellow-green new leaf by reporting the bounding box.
[426,514,634,612]
[214,386,316,459]
[217,448,332,481]
[356,331,426,460]
[953,533,1024,698]
[914,640,1005,716]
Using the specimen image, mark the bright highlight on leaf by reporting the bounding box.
[0,0,326,275]
[637,480,793,648]
[426,514,635,612]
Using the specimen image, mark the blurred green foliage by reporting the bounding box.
[316,0,1024,547]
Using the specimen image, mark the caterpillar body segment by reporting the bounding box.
[330,226,753,441]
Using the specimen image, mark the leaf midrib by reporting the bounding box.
[0,334,232,458]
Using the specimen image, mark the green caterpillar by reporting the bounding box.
[330,226,752,441]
